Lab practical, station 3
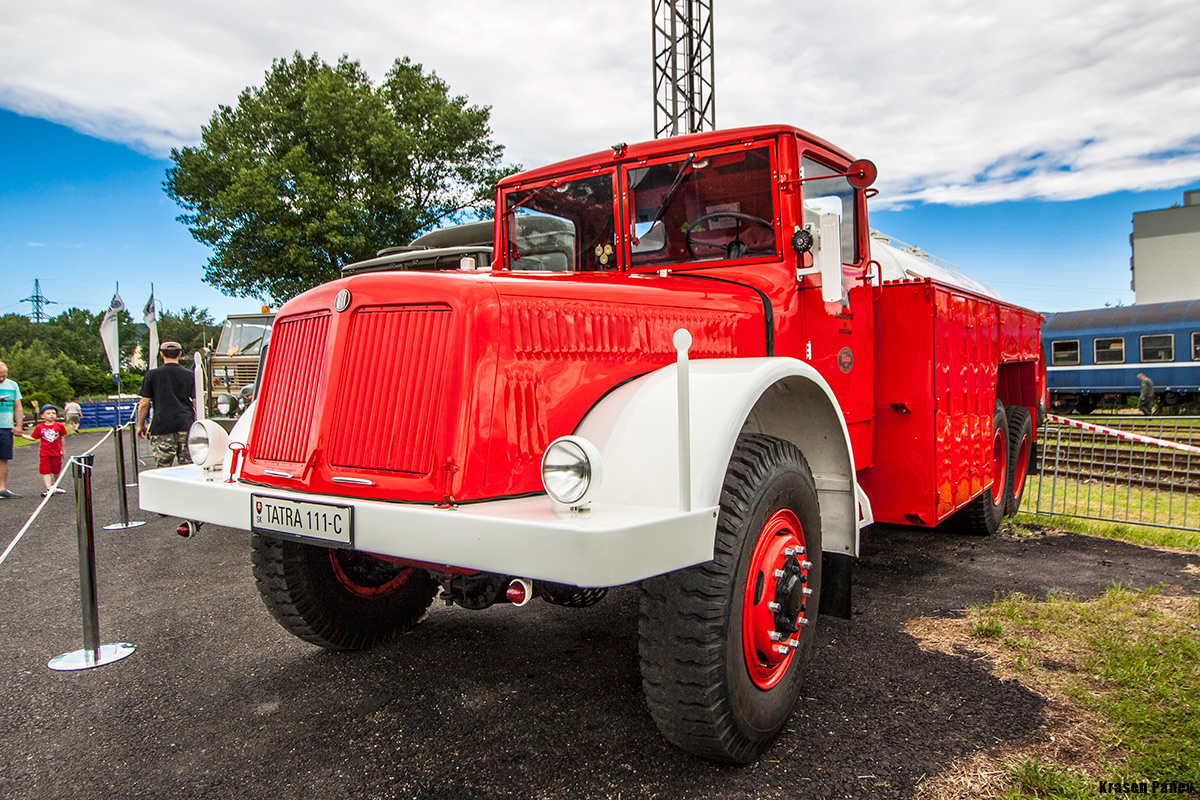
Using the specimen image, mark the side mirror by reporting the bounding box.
[846,159,878,189]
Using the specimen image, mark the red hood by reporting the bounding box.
[241,269,763,503]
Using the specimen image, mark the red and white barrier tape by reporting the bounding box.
[1045,414,1200,455]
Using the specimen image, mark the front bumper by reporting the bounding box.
[139,466,719,587]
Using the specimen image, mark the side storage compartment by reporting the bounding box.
[858,280,1000,527]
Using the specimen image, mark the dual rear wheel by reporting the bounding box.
[956,401,1034,535]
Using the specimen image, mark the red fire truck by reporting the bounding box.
[141,124,1043,763]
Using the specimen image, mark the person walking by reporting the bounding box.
[136,341,196,467]
[0,361,24,498]
[21,404,67,497]
[64,398,82,434]
[1137,372,1155,416]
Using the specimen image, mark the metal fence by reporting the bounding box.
[1022,414,1200,532]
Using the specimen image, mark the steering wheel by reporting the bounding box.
[684,211,774,260]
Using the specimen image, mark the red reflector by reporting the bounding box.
[506,581,529,605]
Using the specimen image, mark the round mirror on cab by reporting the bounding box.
[846,159,878,189]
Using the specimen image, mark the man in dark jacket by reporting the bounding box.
[136,341,196,466]
[1137,372,1155,416]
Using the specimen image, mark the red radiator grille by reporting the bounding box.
[251,311,331,463]
[331,304,453,475]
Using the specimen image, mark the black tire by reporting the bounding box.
[1074,396,1097,415]
[1005,405,1033,517]
[638,433,822,763]
[954,402,1009,536]
[250,535,438,650]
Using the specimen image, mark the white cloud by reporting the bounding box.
[3,0,1199,204]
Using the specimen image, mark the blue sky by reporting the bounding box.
[0,110,244,322]
[2,0,1199,321]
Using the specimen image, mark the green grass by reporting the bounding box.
[969,587,1200,796]
[1012,512,1200,553]
[999,759,1094,800]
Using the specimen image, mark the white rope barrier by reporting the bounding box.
[1046,414,1200,455]
[0,428,117,568]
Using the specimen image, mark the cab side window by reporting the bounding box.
[800,157,859,263]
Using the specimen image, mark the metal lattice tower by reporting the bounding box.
[652,0,715,138]
[20,279,57,323]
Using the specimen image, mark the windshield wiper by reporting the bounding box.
[506,180,560,214]
[647,153,696,229]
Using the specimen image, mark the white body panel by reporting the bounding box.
[576,357,864,557]
[140,358,865,584]
[139,465,717,587]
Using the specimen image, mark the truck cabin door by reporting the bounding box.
[796,155,876,469]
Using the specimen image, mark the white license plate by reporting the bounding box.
[251,495,353,547]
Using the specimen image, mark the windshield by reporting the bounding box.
[627,145,776,268]
[216,316,273,356]
[504,172,617,271]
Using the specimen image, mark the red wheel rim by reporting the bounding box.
[742,508,808,690]
[990,425,1007,508]
[329,550,413,599]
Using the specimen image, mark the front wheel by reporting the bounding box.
[638,433,822,763]
[250,535,438,650]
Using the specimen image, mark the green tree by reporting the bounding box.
[165,51,516,306]
[46,307,139,395]
[158,306,217,356]
[0,341,75,410]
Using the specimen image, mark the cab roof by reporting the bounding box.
[497,124,855,189]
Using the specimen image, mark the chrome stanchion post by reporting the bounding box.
[104,421,146,530]
[126,407,141,484]
[48,455,136,671]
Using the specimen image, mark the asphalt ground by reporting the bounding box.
[2,429,1199,800]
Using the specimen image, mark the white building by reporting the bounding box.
[1130,189,1200,304]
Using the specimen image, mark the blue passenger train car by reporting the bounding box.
[1043,299,1200,413]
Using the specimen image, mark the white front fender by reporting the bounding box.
[575,357,865,557]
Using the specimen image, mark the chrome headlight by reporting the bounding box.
[216,392,237,416]
[188,419,230,469]
[541,436,603,507]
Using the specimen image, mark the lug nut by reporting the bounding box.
[801,560,813,570]
[798,617,809,627]
[798,546,806,555]
[802,587,813,597]
[768,601,781,612]
[786,638,799,648]
[784,547,797,556]
[775,645,790,655]
[774,569,785,579]
[769,631,783,641]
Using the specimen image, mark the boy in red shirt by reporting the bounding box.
[23,405,67,497]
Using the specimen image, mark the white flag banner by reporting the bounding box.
[143,290,159,370]
[98,291,125,376]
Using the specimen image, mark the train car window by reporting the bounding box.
[1094,337,1125,364]
[1051,340,1080,366]
[1192,332,1200,361]
[1140,334,1174,363]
